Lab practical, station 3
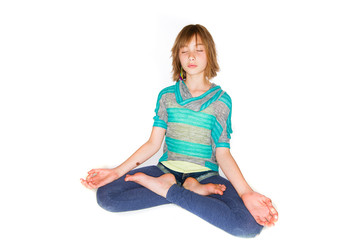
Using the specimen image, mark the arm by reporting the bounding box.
[81,126,166,189]
[216,147,253,197]
[113,126,166,177]
[216,147,278,227]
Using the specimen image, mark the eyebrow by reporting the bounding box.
[181,43,204,48]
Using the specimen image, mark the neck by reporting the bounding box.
[184,74,212,97]
[184,74,210,91]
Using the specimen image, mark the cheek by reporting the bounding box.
[199,54,208,66]
[179,55,187,65]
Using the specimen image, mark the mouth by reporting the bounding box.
[187,64,197,68]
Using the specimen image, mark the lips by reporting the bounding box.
[187,64,197,68]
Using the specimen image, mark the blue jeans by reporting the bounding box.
[96,165,263,238]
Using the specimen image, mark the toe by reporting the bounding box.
[127,172,146,181]
[124,174,133,182]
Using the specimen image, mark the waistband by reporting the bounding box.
[157,162,219,185]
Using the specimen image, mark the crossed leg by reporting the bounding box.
[183,177,226,196]
[97,167,263,237]
[123,171,262,237]
[124,172,226,197]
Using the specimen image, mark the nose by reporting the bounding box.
[188,53,195,61]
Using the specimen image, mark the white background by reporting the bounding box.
[1,0,359,239]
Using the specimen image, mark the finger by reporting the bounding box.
[264,221,275,227]
[261,216,276,227]
[88,181,97,189]
[85,178,98,189]
[261,217,273,227]
[88,169,97,175]
[81,178,99,189]
[88,173,98,182]
[265,197,272,204]
[255,216,268,226]
[80,179,93,189]
[87,169,100,178]
[91,171,106,185]
[268,206,278,222]
[80,178,88,185]
[86,174,91,181]
[266,215,277,226]
[265,214,273,223]
[257,220,268,226]
[86,171,99,182]
[264,197,278,219]
[266,214,277,226]
[86,174,94,182]
[270,210,278,223]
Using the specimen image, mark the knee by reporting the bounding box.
[230,217,263,238]
[96,186,117,212]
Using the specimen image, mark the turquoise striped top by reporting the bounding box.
[153,80,232,172]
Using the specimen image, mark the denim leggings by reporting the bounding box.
[96,165,263,238]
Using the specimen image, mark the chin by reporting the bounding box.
[186,69,206,76]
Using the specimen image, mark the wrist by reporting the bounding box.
[239,188,254,198]
[113,166,123,179]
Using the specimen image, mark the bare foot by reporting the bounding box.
[125,172,176,198]
[183,177,226,196]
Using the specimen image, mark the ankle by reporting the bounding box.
[183,177,198,189]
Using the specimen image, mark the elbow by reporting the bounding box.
[146,127,166,154]
[216,147,232,161]
[146,139,162,154]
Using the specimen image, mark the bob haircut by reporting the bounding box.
[171,24,220,82]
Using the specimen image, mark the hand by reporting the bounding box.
[80,168,119,189]
[242,191,278,227]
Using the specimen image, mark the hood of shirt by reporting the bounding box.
[175,80,224,112]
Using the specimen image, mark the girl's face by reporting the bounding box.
[179,35,207,80]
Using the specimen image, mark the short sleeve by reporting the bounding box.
[153,90,168,129]
[214,92,233,148]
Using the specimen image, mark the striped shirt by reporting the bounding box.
[153,80,232,172]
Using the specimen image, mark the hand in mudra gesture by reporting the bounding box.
[81,168,119,189]
[242,191,278,227]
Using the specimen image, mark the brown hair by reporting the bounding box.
[171,24,220,82]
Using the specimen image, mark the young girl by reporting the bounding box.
[81,24,278,238]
